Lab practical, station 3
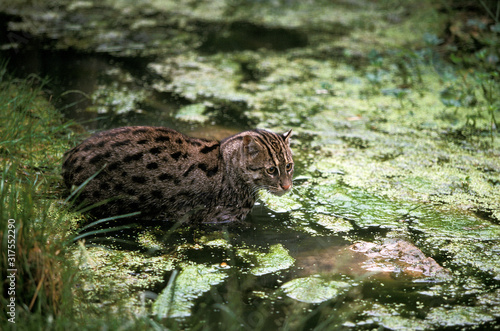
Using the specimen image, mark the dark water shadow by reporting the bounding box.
[197,20,309,54]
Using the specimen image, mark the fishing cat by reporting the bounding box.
[62,126,293,223]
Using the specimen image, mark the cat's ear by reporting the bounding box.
[243,135,261,156]
[282,129,292,145]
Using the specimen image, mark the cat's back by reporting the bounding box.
[62,126,222,218]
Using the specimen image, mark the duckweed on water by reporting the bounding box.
[149,54,248,103]
[313,214,354,233]
[153,263,228,318]
[426,306,496,328]
[74,244,175,312]
[174,103,209,123]
[281,276,351,304]
[238,244,294,276]
[89,84,148,114]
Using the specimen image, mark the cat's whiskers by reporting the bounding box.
[251,185,266,199]
[289,185,303,198]
[289,179,307,197]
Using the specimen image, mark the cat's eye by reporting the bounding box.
[266,166,277,175]
[286,163,293,172]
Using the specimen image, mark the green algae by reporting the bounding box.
[140,27,499,225]
[426,306,496,328]
[433,238,500,280]
[153,262,228,318]
[73,244,175,312]
[149,53,248,103]
[359,302,431,330]
[89,84,148,114]
[313,214,354,233]
[2,0,499,329]
[175,103,209,123]
[477,289,500,317]
[237,243,295,276]
[258,190,302,213]
[281,276,351,304]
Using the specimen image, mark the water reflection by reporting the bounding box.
[1,46,250,137]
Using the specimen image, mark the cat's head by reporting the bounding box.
[240,129,294,196]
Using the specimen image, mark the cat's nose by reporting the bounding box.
[281,183,291,190]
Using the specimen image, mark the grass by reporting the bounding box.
[0,66,143,329]
[0,65,78,328]
[0,65,169,329]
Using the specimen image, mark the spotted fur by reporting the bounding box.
[62,126,293,223]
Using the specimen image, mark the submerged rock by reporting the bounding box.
[350,239,452,280]
[294,238,451,281]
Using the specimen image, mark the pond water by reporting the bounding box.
[2,3,499,329]
[1,46,250,138]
